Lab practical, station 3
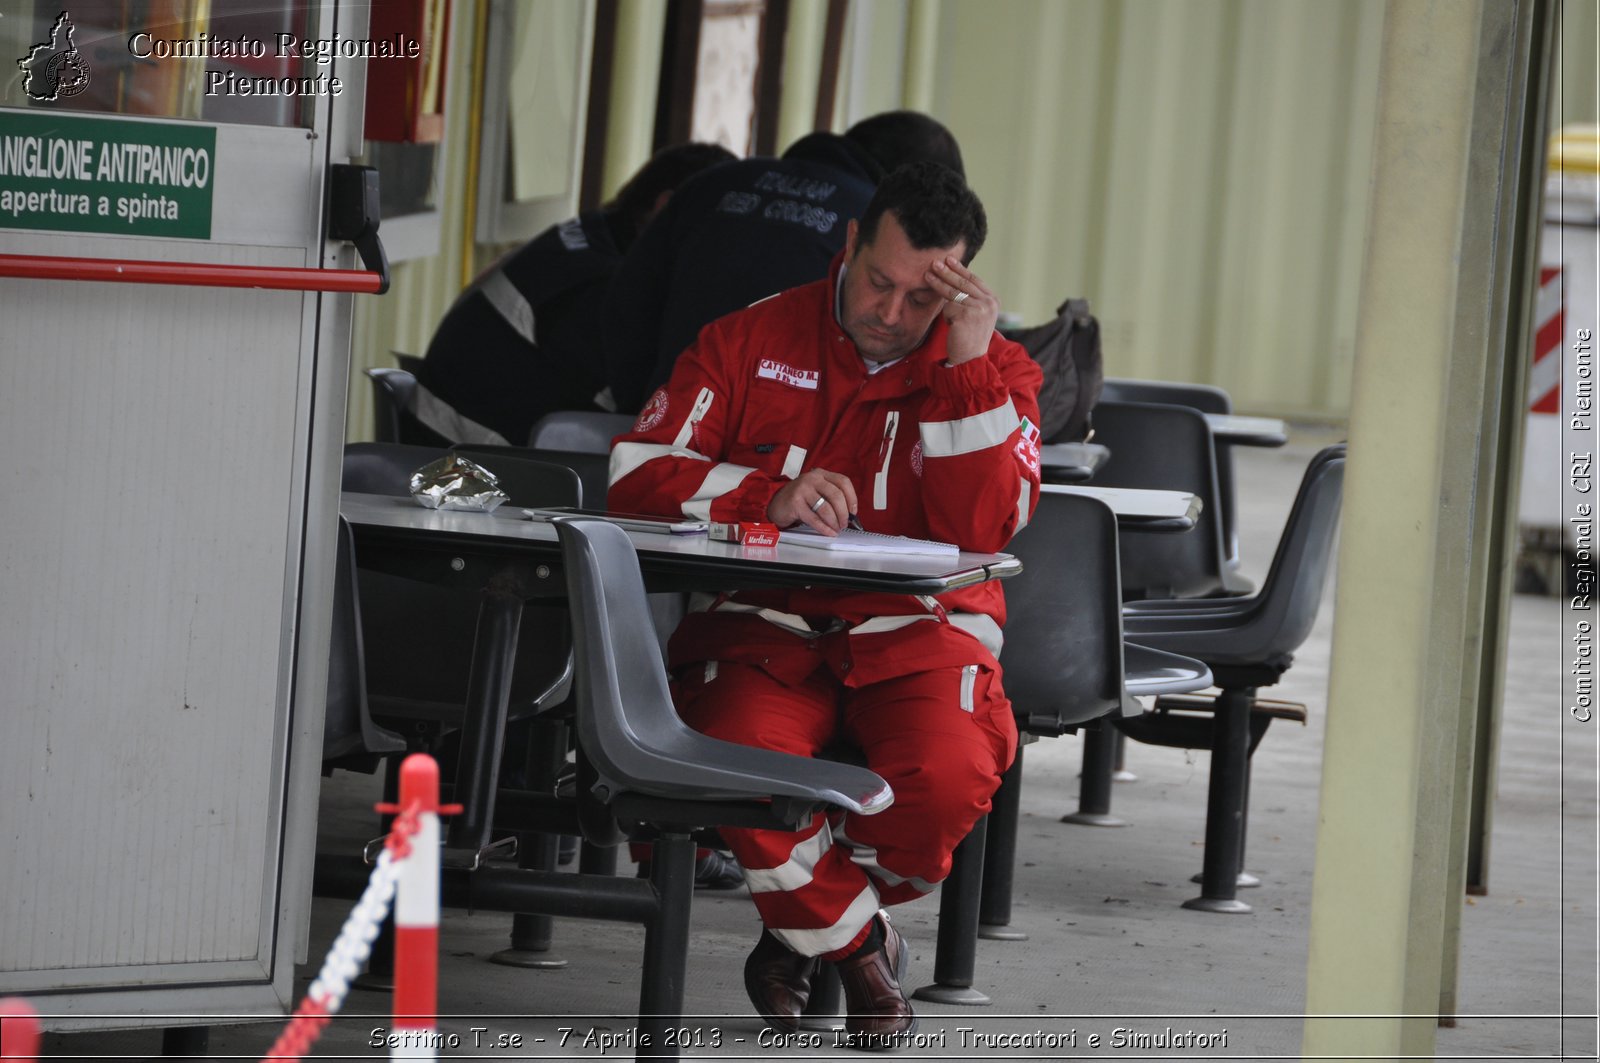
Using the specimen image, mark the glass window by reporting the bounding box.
[475,0,594,245]
[1,0,319,128]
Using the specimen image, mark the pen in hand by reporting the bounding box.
[847,514,865,532]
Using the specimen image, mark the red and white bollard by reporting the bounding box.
[1,998,42,1062]
[390,753,443,1060]
[260,753,455,1063]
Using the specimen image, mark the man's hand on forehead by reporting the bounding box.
[928,256,999,367]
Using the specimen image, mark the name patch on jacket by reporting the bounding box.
[756,359,820,391]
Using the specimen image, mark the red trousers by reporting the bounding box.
[673,656,1016,957]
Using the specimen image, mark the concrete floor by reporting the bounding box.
[38,432,1598,1061]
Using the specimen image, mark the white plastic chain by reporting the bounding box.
[306,848,405,1011]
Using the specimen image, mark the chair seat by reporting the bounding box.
[557,518,893,826]
[1123,642,1214,699]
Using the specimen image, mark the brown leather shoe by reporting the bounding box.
[744,929,818,1033]
[836,912,916,1050]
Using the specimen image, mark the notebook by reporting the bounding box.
[780,526,960,558]
[523,507,709,535]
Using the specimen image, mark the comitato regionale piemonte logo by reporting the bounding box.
[18,11,92,102]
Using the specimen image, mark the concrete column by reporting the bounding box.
[1302,0,1548,1056]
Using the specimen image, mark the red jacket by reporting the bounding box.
[609,259,1044,686]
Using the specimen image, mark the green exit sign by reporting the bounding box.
[0,112,217,240]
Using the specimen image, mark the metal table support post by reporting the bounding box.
[449,581,526,853]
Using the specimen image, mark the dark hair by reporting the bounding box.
[857,162,987,264]
[843,111,965,180]
[606,142,737,248]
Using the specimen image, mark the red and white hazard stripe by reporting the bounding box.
[1530,265,1564,413]
[392,754,443,1060]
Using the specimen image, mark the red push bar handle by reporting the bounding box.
[0,253,385,294]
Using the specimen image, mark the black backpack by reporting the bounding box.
[1002,297,1104,443]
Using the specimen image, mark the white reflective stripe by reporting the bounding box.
[771,886,881,957]
[704,660,718,684]
[395,814,439,927]
[781,444,807,479]
[915,595,943,614]
[921,399,1019,458]
[835,823,938,893]
[949,612,1004,657]
[873,410,899,510]
[673,386,716,448]
[709,599,816,636]
[479,267,536,345]
[685,461,758,520]
[409,384,511,446]
[848,614,940,637]
[744,828,833,894]
[959,664,978,713]
[609,441,709,487]
[1015,476,1032,532]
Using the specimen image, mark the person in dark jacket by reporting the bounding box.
[414,141,735,445]
[601,111,965,414]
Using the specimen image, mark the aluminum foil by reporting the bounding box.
[409,454,509,512]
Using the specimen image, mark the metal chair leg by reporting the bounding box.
[1112,730,1138,781]
[580,839,620,876]
[638,833,697,1058]
[978,752,1027,940]
[1190,752,1260,888]
[912,817,992,1005]
[492,720,570,969]
[1183,687,1254,913]
[1062,722,1126,827]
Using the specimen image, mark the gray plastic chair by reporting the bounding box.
[1117,444,1346,913]
[322,517,406,767]
[1059,400,1245,834]
[558,518,891,815]
[463,444,609,512]
[366,367,454,447]
[916,491,1211,1005]
[1089,400,1251,600]
[554,517,891,1045]
[526,410,637,452]
[1102,377,1232,414]
[1102,378,1241,566]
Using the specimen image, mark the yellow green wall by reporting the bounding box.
[347,0,1595,437]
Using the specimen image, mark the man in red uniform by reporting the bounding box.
[609,162,1043,1048]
